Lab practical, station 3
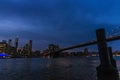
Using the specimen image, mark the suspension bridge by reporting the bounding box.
[49,28,120,80]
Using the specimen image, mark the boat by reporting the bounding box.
[0,53,9,58]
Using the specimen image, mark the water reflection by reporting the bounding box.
[1,57,118,80]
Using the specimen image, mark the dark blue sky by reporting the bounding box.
[0,0,120,51]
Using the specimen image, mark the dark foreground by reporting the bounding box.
[0,57,119,80]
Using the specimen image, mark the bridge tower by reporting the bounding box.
[48,44,60,58]
[96,28,119,80]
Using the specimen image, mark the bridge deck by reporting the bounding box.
[57,35,120,52]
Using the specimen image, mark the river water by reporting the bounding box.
[0,57,119,80]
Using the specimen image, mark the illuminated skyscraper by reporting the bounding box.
[0,42,7,53]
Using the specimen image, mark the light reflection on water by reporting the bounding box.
[0,57,119,80]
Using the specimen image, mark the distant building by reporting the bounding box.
[17,47,24,55]
[0,38,33,58]
[42,44,60,58]
[2,40,7,43]
[21,40,33,58]
[84,48,89,56]
[0,40,15,55]
[0,42,7,53]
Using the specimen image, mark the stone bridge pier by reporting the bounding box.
[96,28,119,80]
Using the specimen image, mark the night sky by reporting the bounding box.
[0,0,120,51]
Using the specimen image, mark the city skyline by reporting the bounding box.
[0,0,120,50]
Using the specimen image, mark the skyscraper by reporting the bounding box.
[14,38,19,55]
[28,40,32,57]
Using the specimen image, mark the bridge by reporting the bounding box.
[50,28,120,80]
[55,35,120,53]
[50,31,120,58]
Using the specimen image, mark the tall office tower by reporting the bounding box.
[28,40,32,57]
[8,39,12,46]
[25,44,29,57]
[14,38,19,55]
[8,39,12,54]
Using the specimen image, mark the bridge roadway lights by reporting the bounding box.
[96,28,119,80]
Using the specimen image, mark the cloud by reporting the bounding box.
[0,0,120,50]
